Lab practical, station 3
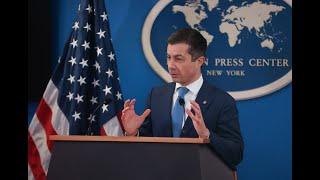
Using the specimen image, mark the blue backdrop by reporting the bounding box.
[28,0,292,179]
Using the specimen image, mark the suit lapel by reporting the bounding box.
[160,83,175,137]
[182,82,212,136]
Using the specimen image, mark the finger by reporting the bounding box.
[121,112,127,122]
[186,110,199,128]
[129,99,136,109]
[186,109,196,121]
[190,103,202,119]
[191,101,203,118]
[190,101,201,112]
[122,106,130,114]
[140,109,151,121]
[129,99,136,105]
[124,99,131,108]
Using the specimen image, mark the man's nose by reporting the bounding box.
[167,60,175,69]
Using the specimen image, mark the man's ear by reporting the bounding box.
[197,56,206,66]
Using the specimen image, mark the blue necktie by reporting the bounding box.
[171,87,189,137]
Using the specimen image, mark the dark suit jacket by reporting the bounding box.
[139,81,244,170]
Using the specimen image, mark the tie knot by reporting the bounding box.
[178,87,189,97]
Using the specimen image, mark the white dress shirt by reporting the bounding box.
[172,75,203,128]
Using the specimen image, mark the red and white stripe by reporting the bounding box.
[28,80,123,179]
[28,80,69,179]
[102,115,123,136]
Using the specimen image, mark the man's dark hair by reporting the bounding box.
[168,28,207,61]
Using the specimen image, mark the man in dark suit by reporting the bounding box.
[121,28,244,170]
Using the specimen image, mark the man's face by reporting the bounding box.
[167,43,204,86]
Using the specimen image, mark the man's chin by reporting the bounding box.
[171,77,181,83]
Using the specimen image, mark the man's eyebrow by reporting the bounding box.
[167,53,184,58]
[171,54,183,57]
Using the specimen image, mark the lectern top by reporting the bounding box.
[49,135,209,144]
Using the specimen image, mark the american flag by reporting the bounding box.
[28,0,124,179]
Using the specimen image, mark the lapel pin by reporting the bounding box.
[203,100,207,105]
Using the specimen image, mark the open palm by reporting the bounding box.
[121,99,151,135]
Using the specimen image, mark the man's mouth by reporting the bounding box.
[170,73,178,77]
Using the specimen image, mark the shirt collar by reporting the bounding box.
[175,75,203,95]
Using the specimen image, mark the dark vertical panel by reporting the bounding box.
[293,0,314,180]
[28,0,52,101]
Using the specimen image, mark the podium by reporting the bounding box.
[47,135,236,180]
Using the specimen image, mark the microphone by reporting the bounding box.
[86,98,112,135]
[178,97,186,125]
[178,97,185,106]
